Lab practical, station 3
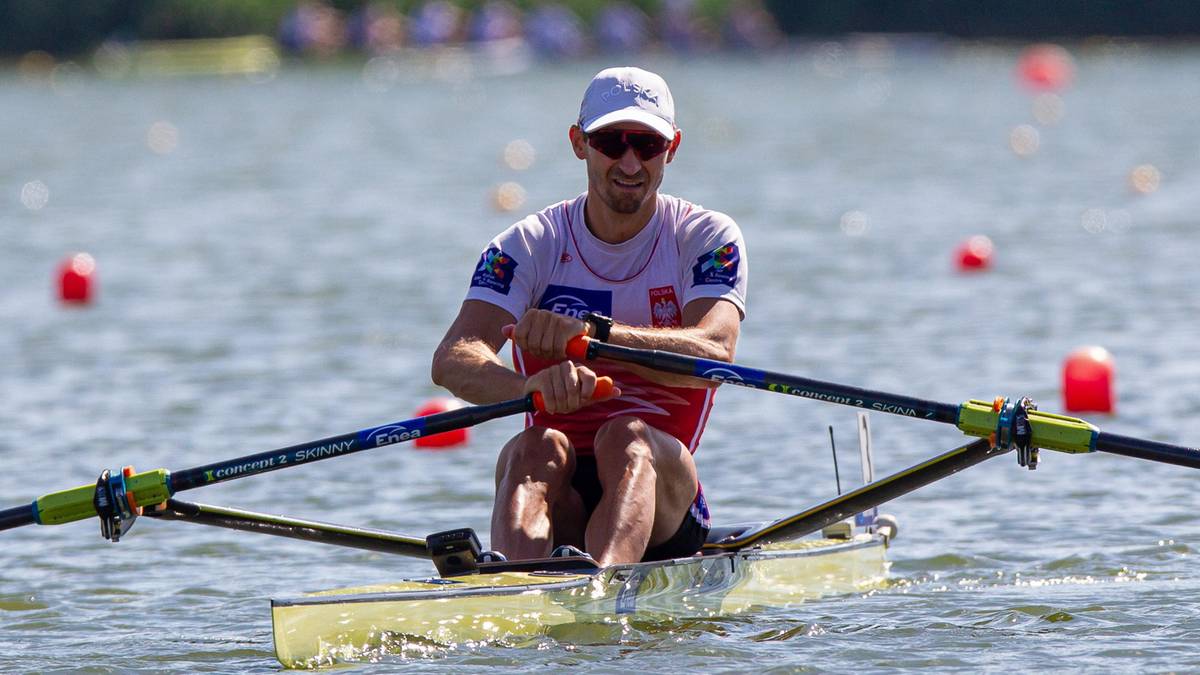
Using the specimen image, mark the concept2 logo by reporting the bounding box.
[765,383,924,417]
[537,284,612,319]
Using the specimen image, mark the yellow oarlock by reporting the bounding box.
[956,399,1098,455]
[35,468,170,526]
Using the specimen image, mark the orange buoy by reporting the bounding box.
[413,397,470,449]
[58,252,96,304]
[1017,43,1075,92]
[954,235,994,271]
[1063,346,1115,413]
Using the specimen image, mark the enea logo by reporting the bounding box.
[692,241,740,288]
[537,284,612,319]
[699,366,763,388]
[470,246,518,295]
[361,422,425,447]
[700,367,744,384]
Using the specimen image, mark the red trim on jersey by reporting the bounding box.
[566,199,663,284]
[686,387,716,452]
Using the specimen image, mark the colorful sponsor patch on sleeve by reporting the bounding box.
[691,242,740,288]
[470,246,519,295]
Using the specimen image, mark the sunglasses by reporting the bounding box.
[584,129,672,161]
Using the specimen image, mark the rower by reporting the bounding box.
[431,66,750,566]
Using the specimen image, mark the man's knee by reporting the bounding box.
[594,417,691,469]
[594,417,695,500]
[593,417,654,467]
[496,427,575,486]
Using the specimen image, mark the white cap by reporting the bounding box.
[578,67,676,140]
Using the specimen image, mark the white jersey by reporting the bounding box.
[464,192,748,462]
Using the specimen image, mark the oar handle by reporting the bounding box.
[566,334,593,361]
[530,376,614,412]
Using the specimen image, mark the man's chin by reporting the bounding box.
[603,189,647,214]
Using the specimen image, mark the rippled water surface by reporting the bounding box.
[3,45,1200,672]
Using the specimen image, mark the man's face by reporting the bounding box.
[571,123,680,215]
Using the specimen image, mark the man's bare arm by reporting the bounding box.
[431,300,526,404]
[602,297,740,388]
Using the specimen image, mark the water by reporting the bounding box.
[3,43,1200,671]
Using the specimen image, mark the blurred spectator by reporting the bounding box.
[347,2,407,54]
[526,2,587,58]
[281,0,786,61]
[660,0,720,53]
[409,0,467,47]
[278,1,346,56]
[724,0,783,51]
[470,0,525,43]
[596,2,652,54]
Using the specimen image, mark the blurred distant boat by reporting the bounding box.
[126,35,280,77]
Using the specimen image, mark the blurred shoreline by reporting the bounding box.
[5,0,1200,66]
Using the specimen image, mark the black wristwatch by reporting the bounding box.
[582,311,613,342]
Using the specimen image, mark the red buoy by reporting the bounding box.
[1017,44,1074,92]
[413,397,469,449]
[58,253,96,304]
[1062,346,1115,414]
[954,235,994,271]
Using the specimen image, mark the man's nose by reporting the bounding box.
[618,145,642,173]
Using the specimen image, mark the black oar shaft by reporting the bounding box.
[577,339,1200,471]
[2,374,614,532]
[706,439,1006,550]
[168,396,532,493]
[0,506,34,530]
[146,499,429,557]
[0,394,539,532]
[1096,433,1200,469]
[581,340,961,424]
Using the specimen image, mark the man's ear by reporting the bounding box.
[569,125,587,159]
[666,129,682,163]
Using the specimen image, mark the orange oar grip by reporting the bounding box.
[565,334,591,360]
[592,376,614,399]
[531,376,615,413]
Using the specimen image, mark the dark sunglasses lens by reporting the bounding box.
[588,132,627,159]
[587,131,669,160]
[627,134,669,160]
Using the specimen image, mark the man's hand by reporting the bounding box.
[523,361,620,415]
[503,308,591,361]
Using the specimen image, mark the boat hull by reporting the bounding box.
[271,534,889,668]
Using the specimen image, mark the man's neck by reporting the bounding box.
[583,191,658,244]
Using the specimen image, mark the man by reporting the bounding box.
[431,66,747,566]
